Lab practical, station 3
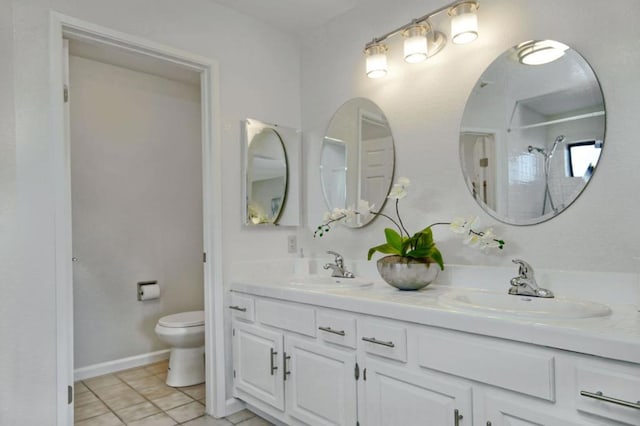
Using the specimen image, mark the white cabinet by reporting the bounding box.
[363,357,472,426]
[232,321,284,411]
[230,290,640,426]
[574,360,640,425]
[480,392,594,426]
[231,301,359,426]
[285,336,357,426]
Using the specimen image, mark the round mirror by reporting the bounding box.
[321,98,395,227]
[459,40,605,225]
[246,127,288,224]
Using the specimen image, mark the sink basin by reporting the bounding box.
[288,276,373,290]
[438,289,612,319]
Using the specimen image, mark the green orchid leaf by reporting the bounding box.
[367,243,400,260]
[405,247,433,258]
[429,246,445,270]
[384,228,404,251]
[416,227,434,247]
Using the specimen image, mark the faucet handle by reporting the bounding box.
[512,259,534,279]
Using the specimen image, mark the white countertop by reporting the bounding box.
[230,264,640,365]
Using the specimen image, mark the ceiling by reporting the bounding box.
[208,0,360,35]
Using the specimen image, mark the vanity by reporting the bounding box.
[229,261,640,426]
[228,33,638,425]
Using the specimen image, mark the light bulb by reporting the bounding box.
[365,43,388,78]
[518,40,570,65]
[403,24,429,63]
[449,2,479,45]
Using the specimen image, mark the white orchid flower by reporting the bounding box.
[449,216,478,234]
[397,177,410,188]
[478,228,502,251]
[387,177,411,200]
[343,207,357,223]
[463,233,481,247]
[329,208,346,221]
[356,199,375,221]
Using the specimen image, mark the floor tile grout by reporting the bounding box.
[75,361,266,425]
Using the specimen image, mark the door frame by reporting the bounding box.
[49,13,229,424]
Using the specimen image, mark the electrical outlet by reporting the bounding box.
[287,235,297,254]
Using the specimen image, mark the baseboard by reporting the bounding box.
[223,398,245,417]
[74,349,171,381]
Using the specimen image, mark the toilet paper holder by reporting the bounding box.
[137,281,159,301]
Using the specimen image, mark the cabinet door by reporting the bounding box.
[232,320,284,411]
[482,393,596,426]
[285,336,357,426]
[363,357,472,426]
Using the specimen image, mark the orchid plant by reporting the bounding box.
[314,177,505,270]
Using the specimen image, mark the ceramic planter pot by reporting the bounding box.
[376,255,439,291]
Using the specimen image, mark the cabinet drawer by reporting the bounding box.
[417,329,555,401]
[317,310,357,349]
[359,319,407,362]
[256,299,316,337]
[229,293,255,322]
[575,362,640,425]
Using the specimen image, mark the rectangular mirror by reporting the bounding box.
[242,118,301,226]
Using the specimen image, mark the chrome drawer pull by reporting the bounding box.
[319,326,346,336]
[283,352,291,381]
[362,337,395,348]
[580,390,640,410]
[229,305,247,312]
[269,348,278,375]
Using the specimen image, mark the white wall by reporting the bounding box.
[4,0,301,423]
[69,55,204,368]
[301,0,640,273]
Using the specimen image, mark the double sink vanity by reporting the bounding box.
[233,32,637,426]
[229,259,640,426]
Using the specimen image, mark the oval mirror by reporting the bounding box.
[459,40,605,225]
[321,98,395,227]
[244,122,288,225]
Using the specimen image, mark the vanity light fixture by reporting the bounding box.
[364,0,479,78]
[517,40,570,65]
[449,1,479,44]
[403,22,429,63]
[365,42,389,78]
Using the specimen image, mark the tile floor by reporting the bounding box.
[75,360,273,426]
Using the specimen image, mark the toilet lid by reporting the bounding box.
[158,311,204,328]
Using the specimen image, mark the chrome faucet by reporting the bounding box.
[323,251,355,278]
[509,259,554,298]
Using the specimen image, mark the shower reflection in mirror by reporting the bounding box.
[459,40,605,225]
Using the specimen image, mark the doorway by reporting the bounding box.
[51,14,227,425]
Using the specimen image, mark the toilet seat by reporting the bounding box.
[158,310,204,328]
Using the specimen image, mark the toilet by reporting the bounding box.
[155,310,205,387]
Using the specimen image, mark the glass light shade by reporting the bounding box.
[403,24,429,63]
[449,2,479,45]
[365,43,388,78]
[518,40,570,65]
